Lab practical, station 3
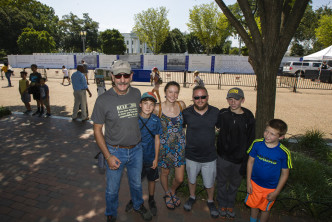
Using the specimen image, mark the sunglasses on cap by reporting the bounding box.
[193,95,207,100]
[114,73,131,79]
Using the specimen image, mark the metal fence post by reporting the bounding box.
[218,73,222,89]
[183,70,187,88]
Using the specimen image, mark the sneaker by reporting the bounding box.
[183,197,195,211]
[32,110,40,116]
[207,202,219,218]
[106,215,116,222]
[148,199,157,216]
[218,207,227,218]
[23,110,32,115]
[134,204,152,221]
[38,111,44,117]
[46,113,51,117]
[125,200,133,212]
[226,208,235,218]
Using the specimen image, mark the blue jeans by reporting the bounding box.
[105,144,143,217]
[5,72,11,86]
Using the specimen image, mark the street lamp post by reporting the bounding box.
[80,31,87,53]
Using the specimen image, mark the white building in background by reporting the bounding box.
[121,32,151,54]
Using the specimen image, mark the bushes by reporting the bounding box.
[0,106,11,118]
[293,130,332,164]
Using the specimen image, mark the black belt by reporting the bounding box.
[113,145,136,149]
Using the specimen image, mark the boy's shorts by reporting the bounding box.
[244,180,276,212]
[42,98,50,106]
[141,162,159,182]
[186,158,216,188]
[21,92,31,103]
[30,85,40,100]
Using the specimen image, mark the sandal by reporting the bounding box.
[170,192,181,207]
[163,192,175,210]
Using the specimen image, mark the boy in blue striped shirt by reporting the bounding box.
[245,119,292,222]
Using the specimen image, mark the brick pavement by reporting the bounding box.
[0,114,314,222]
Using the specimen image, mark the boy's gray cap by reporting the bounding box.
[226,87,244,100]
[112,60,131,75]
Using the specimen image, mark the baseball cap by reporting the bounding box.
[141,92,157,102]
[226,87,244,100]
[112,60,131,75]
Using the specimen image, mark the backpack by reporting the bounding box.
[156,73,163,85]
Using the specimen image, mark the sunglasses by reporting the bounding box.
[193,95,207,100]
[114,73,131,79]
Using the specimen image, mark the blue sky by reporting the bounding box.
[39,0,331,33]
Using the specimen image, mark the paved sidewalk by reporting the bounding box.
[0,114,313,222]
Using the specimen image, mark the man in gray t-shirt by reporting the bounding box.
[91,60,152,221]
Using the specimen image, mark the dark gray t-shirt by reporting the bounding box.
[183,105,219,163]
[91,87,141,146]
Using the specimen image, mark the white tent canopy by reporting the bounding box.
[303,45,332,61]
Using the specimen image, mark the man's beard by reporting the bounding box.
[194,102,208,111]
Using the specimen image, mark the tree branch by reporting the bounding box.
[215,0,253,50]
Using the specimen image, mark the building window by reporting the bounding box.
[127,49,129,53]
[140,48,142,53]
[132,40,134,45]
[127,40,129,45]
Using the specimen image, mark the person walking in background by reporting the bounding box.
[216,87,255,219]
[62,65,71,85]
[29,64,42,116]
[182,85,219,218]
[191,70,204,87]
[19,71,32,114]
[151,67,162,103]
[0,62,5,80]
[71,65,92,121]
[39,78,51,117]
[154,81,186,210]
[92,60,152,222]
[1,63,14,87]
[245,119,292,222]
[81,60,89,85]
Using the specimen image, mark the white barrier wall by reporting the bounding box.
[8,54,301,74]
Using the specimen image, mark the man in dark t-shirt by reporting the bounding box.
[29,64,42,115]
[182,86,219,218]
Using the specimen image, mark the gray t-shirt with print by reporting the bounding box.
[91,86,141,146]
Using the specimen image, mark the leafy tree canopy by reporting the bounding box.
[315,14,332,48]
[99,29,126,55]
[133,6,170,54]
[187,2,232,55]
[17,28,56,54]
[160,28,187,53]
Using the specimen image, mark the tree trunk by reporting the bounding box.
[250,55,279,138]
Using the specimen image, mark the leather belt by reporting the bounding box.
[114,145,136,149]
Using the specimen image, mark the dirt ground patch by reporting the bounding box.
[1,77,332,140]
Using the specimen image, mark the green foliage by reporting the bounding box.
[160,29,186,53]
[133,7,170,54]
[229,47,239,55]
[17,28,56,54]
[99,29,126,55]
[290,42,304,56]
[0,106,11,118]
[185,32,205,54]
[315,14,332,48]
[58,12,99,52]
[187,2,232,55]
[294,130,332,164]
[0,0,59,54]
[278,151,332,219]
